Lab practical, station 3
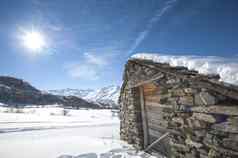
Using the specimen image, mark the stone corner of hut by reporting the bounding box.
[119,58,238,158]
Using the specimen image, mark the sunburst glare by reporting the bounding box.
[21,30,46,53]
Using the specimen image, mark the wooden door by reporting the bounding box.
[140,83,171,156]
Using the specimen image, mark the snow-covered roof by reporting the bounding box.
[131,53,238,85]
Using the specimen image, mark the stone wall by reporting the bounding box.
[119,59,238,158]
[120,85,144,149]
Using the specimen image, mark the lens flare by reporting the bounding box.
[22,30,46,52]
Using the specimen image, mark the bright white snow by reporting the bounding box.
[0,107,123,158]
[0,107,119,133]
[0,122,121,158]
[131,53,238,85]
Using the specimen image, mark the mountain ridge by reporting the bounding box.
[0,76,100,109]
[47,85,120,108]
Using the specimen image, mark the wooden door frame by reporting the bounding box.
[139,86,149,149]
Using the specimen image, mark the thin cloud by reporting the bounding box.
[65,52,113,80]
[47,24,63,32]
[66,63,100,80]
[84,52,107,66]
[127,0,178,56]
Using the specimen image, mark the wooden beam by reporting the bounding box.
[128,73,164,88]
[139,86,149,148]
[144,132,170,152]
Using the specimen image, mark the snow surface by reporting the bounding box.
[0,107,160,158]
[131,53,238,85]
[0,122,121,158]
[0,107,123,158]
[0,107,119,133]
[57,146,160,158]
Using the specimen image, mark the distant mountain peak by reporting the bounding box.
[47,85,120,108]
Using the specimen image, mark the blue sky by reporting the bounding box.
[0,0,238,90]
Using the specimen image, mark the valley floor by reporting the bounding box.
[0,123,121,158]
[0,107,119,133]
[0,107,159,158]
[0,107,121,158]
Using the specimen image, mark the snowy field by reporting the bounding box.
[0,106,125,158]
[0,106,119,133]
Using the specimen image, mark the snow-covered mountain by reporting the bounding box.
[0,76,100,109]
[48,85,120,108]
[48,89,94,98]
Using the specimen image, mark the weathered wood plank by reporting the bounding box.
[145,90,172,100]
[139,86,149,148]
[148,120,168,129]
[145,132,170,152]
[148,123,167,132]
[145,104,164,114]
[148,120,170,132]
[145,95,161,102]
[148,128,166,138]
[148,118,168,125]
[148,134,171,157]
[145,101,174,109]
[147,119,164,126]
[128,73,164,88]
[143,82,157,89]
[146,106,164,114]
[143,83,159,96]
[146,112,165,121]
[146,103,174,115]
[149,124,182,136]
[144,90,159,96]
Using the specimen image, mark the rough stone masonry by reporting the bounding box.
[119,58,238,158]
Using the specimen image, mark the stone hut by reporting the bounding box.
[119,57,238,158]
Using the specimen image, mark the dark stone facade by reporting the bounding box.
[119,59,238,158]
[120,86,144,149]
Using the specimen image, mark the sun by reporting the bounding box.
[22,30,46,52]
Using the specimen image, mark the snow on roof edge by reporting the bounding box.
[131,53,238,85]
